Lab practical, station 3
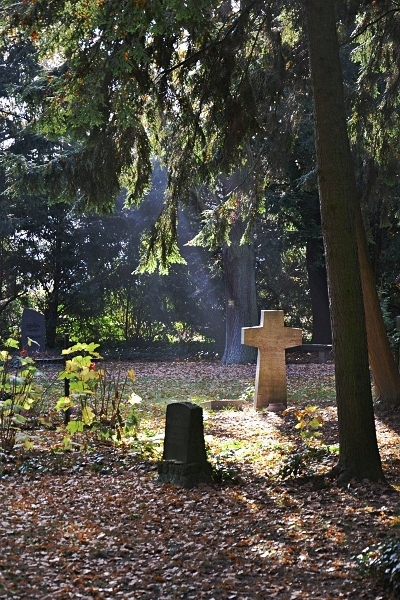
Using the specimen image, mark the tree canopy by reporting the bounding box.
[3,0,400,481]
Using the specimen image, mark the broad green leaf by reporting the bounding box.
[57,370,70,380]
[84,342,101,354]
[12,413,26,424]
[22,398,35,410]
[69,380,86,393]
[55,396,73,411]
[67,420,84,434]
[24,439,34,450]
[82,406,95,426]
[308,418,323,429]
[62,435,72,450]
[5,338,19,349]
[80,369,98,382]
[61,342,101,357]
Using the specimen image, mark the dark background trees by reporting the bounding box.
[2,1,400,482]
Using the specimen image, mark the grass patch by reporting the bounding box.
[1,360,341,481]
[288,379,336,407]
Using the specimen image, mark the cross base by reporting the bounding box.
[266,403,286,413]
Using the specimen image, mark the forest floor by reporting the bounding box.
[0,359,400,599]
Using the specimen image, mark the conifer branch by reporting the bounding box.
[341,7,400,46]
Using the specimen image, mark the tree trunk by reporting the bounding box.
[355,203,400,407]
[221,217,258,365]
[303,0,384,483]
[306,239,332,344]
[45,235,62,349]
[45,296,58,349]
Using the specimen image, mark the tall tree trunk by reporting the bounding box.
[355,203,400,407]
[306,239,332,344]
[45,295,58,348]
[45,228,62,348]
[221,217,258,365]
[303,0,384,483]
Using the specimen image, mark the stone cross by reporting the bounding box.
[242,310,302,411]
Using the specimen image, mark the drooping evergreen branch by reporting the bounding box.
[341,6,400,46]
[157,0,263,79]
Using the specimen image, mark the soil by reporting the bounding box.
[0,359,399,599]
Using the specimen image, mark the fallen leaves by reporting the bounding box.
[0,360,399,598]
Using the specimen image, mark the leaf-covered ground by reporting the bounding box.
[1,360,399,599]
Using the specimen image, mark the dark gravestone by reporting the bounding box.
[158,402,212,488]
[21,308,46,354]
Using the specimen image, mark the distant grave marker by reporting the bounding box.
[21,308,46,354]
[201,398,246,410]
[242,310,302,411]
[158,402,212,487]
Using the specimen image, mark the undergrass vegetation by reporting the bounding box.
[0,343,341,482]
[135,376,248,405]
[288,377,336,406]
[357,538,400,597]
[1,353,400,599]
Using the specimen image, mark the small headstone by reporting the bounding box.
[158,402,213,487]
[201,399,246,410]
[242,310,302,411]
[21,308,46,354]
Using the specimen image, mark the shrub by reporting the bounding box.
[357,538,400,597]
[278,405,338,478]
[55,342,141,449]
[0,338,40,451]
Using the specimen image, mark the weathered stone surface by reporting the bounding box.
[157,459,213,488]
[21,308,46,354]
[158,402,212,488]
[242,310,302,411]
[201,399,246,410]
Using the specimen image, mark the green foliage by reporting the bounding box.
[136,201,187,275]
[278,446,337,480]
[208,449,241,485]
[0,338,40,451]
[0,0,296,264]
[1,0,315,339]
[4,0,400,352]
[0,336,174,473]
[357,538,400,597]
[1,0,158,210]
[62,342,102,358]
[292,405,323,443]
[278,405,338,479]
[57,342,141,449]
[239,384,255,403]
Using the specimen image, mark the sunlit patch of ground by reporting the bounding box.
[1,360,399,598]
